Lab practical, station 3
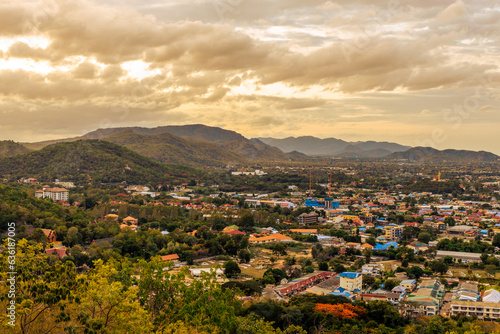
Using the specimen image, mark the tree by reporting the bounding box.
[240,214,255,231]
[407,266,424,279]
[444,216,456,227]
[238,249,251,263]
[137,257,239,332]
[492,234,500,248]
[366,236,377,246]
[224,260,241,278]
[418,232,431,244]
[363,248,372,264]
[272,243,287,257]
[383,279,400,291]
[318,261,328,271]
[429,260,448,275]
[401,258,409,268]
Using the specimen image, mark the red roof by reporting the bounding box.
[224,229,246,235]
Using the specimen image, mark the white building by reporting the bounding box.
[35,188,69,202]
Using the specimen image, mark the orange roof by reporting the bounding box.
[249,233,293,242]
[161,254,180,261]
[361,243,374,248]
[290,229,317,233]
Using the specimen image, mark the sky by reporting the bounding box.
[0,0,499,153]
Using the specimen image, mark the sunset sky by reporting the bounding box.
[0,0,499,153]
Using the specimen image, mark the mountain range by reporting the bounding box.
[21,125,293,165]
[0,125,495,175]
[257,136,411,157]
[385,147,500,163]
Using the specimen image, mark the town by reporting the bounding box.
[3,159,500,333]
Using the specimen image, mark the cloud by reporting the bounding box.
[0,0,499,153]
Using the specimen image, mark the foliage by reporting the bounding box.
[314,303,366,319]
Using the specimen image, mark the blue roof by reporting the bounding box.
[479,230,488,234]
[374,242,399,251]
[376,226,384,229]
[330,292,351,297]
[340,272,360,279]
[337,286,346,292]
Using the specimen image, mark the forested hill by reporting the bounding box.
[0,140,199,184]
[0,140,31,158]
[100,130,246,166]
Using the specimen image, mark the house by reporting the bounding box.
[339,272,362,292]
[42,229,57,243]
[104,214,119,221]
[122,216,139,225]
[400,279,417,292]
[361,264,383,276]
[45,246,68,259]
[161,254,180,265]
[248,233,293,244]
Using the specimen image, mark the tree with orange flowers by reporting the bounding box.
[314,303,366,319]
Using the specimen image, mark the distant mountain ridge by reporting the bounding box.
[257,136,411,157]
[385,147,500,162]
[21,125,299,166]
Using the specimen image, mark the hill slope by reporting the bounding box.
[23,125,295,163]
[0,140,31,157]
[385,147,500,162]
[100,130,245,166]
[258,136,410,156]
[0,140,199,184]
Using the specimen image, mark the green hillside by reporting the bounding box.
[0,140,31,157]
[0,140,199,184]
[100,130,246,166]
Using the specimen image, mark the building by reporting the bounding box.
[298,212,319,224]
[35,188,69,202]
[161,254,180,265]
[435,250,500,263]
[450,301,500,319]
[361,264,383,276]
[42,229,57,243]
[104,214,119,221]
[275,271,335,297]
[405,279,445,316]
[190,268,224,278]
[400,279,417,292]
[452,282,478,302]
[384,225,403,241]
[122,216,139,225]
[482,289,500,303]
[339,272,362,292]
[248,233,293,244]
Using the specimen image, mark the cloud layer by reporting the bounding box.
[0,0,499,153]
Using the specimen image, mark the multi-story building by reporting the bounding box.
[298,212,319,224]
[339,272,362,292]
[35,188,69,202]
[384,225,403,241]
[450,301,500,319]
[405,279,445,316]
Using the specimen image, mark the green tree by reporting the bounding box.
[418,232,431,244]
[492,234,500,248]
[238,249,251,263]
[224,260,242,278]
